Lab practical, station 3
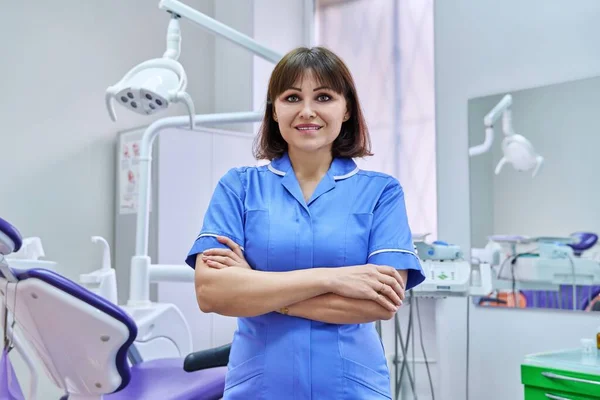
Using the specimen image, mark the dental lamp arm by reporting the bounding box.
[532,155,544,177]
[469,94,513,156]
[163,15,181,60]
[158,0,283,64]
[483,94,512,128]
[494,156,508,175]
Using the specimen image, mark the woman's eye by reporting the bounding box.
[317,94,331,102]
[286,95,300,102]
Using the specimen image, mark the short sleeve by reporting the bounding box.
[185,168,245,269]
[367,179,425,291]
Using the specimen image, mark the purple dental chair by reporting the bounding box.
[0,216,230,399]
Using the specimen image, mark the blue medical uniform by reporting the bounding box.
[186,153,425,400]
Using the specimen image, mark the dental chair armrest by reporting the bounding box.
[183,343,231,372]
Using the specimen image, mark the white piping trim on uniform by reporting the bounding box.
[268,163,359,181]
[267,164,286,176]
[197,233,245,251]
[368,248,418,258]
[333,167,359,181]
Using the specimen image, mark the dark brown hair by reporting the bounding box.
[253,46,372,160]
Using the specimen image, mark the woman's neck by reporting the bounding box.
[288,148,333,181]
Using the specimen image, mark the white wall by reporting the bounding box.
[215,0,256,133]
[252,0,308,123]
[434,1,600,399]
[1,0,216,396]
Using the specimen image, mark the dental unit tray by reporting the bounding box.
[495,253,600,286]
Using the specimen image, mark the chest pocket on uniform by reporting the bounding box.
[344,212,373,266]
[244,209,270,271]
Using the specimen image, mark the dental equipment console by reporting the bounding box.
[411,234,492,298]
[0,216,234,399]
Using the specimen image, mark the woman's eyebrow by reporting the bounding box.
[284,86,333,91]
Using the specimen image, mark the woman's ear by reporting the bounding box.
[343,111,350,121]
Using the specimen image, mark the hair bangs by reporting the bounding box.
[268,50,350,101]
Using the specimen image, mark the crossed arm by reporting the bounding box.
[195,236,406,324]
[282,292,404,324]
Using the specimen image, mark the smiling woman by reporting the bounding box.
[186,46,425,400]
[254,46,372,161]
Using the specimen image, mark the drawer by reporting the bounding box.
[524,385,596,400]
[522,365,600,398]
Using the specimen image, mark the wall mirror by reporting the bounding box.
[468,76,600,312]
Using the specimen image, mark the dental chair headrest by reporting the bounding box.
[0,217,23,255]
[569,232,598,256]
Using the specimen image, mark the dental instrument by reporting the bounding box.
[0,216,232,400]
[469,94,544,177]
[79,236,118,304]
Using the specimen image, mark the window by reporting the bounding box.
[316,0,437,238]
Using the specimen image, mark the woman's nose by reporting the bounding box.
[299,102,316,119]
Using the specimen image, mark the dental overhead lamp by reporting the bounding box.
[469,94,544,177]
[105,12,196,129]
[105,0,282,131]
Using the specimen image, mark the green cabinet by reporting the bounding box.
[522,349,600,399]
[524,385,595,400]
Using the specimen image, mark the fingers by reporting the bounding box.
[217,236,244,258]
[378,274,405,302]
[375,265,405,286]
[376,265,405,289]
[373,291,398,312]
[372,265,405,303]
[204,259,229,269]
[203,247,241,262]
[376,279,403,306]
[202,255,236,267]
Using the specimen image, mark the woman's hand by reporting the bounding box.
[201,236,251,270]
[326,264,405,312]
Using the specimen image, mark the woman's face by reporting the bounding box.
[273,70,350,156]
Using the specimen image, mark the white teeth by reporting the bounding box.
[297,127,320,130]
